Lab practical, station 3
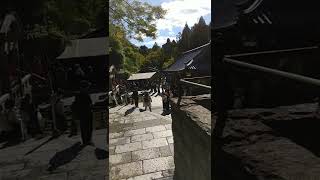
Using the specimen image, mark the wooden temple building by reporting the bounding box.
[164,41,211,96]
[56,29,108,91]
[127,72,159,91]
[213,0,320,108]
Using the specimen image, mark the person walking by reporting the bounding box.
[132,90,139,108]
[5,99,20,140]
[54,94,67,132]
[73,81,94,146]
[20,95,31,135]
[143,92,152,112]
[157,79,161,94]
[74,64,85,89]
[123,85,129,105]
[69,101,78,137]
[161,91,168,115]
[112,87,118,106]
[164,89,172,113]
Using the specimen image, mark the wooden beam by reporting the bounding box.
[225,46,318,58]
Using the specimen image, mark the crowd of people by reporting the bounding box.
[0,94,43,142]
[110,77,173,115]
[53,63,96,91]
[0,67,96,146]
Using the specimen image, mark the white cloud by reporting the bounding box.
[157,0,211,31]
[132,0,211,48]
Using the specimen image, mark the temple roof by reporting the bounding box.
[127,72,157,81]
[57,37,108,59]
[165,42,211,73]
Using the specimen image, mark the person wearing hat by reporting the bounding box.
[72,81,94,146]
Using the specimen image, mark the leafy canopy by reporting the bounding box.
[109,0,166,41]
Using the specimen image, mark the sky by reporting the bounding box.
[129,0,211,48]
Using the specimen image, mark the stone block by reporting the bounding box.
[164,124,172,130]
[110,161,143,179]
[110,132,124,139]
[131,133,154,142]
[124,128,146,137]
[142,138,168,149]
[115,142,142,154]
[132,148,161,161]
[127,171,163,180]
[166,137,173,144]
[159,146,172,157]
[146,125,166,133]
[110,152,132,165]
[143,156,174,174]
[153,130,172,139]
[110,137,131,146]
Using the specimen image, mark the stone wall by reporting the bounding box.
[170,95,211,180]
[214,103,320,179]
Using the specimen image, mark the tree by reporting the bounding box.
[139,45,149,56]
[179,23,191,51]
[162,38,173,58]
[190,16,210,48]
[109,0,166,74]
[139,42,163,73]
[152,42,160,51]
[109,0,166,41]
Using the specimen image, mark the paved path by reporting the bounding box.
[0,129,108,180]
[109,95,174,180]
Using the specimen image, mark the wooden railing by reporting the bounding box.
[177,76,211,106]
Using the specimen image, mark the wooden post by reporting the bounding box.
[213,33,229,139]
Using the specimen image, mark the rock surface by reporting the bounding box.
[214,103,320,180]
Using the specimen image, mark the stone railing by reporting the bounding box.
[170,94,211,180]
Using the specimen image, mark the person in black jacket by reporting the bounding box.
[132,90,139,108]
[72,81,93,146]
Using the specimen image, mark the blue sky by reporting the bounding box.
[130,0,211,48]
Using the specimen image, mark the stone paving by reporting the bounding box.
[0,129,108,180]
[109,95,174,180]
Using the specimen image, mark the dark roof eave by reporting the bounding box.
[243,0,263,14]
[182,41,211,54]
[213,21,238,31]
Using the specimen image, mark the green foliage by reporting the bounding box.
[139,45,149,56]
[109,0,166,74]
[1,0,106,61]
[163,57,174,69]
[108,1,210,75]
[1,0,106,39]
[109,0,166,41]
